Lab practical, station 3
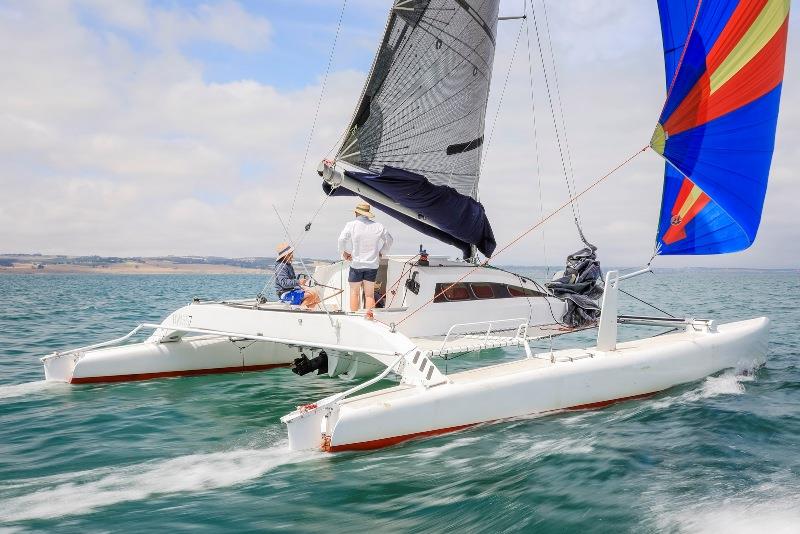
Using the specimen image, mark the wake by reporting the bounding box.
[0,381,62,401]
[0,442,320,522]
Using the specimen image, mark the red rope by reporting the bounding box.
[394,145,649,327]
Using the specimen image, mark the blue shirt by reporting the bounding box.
[274,261,300,296]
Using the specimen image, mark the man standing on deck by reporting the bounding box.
[274,243,320,309]
[338,202,393,320]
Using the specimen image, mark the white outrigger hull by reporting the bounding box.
[43,334,293,384]
[283,271,769,452]
[285,316,769,452]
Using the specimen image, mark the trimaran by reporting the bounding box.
[41,0,788,452]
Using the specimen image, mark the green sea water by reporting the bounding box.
[0,270,798,532]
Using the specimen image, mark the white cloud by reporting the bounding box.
[0,1,797,268]
[76,0,272,51]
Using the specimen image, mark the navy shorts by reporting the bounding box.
[348,267,378,283]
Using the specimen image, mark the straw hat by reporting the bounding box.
[275,242,294,261]
[354,202,375,219]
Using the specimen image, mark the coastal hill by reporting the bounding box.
[0,254,330,275]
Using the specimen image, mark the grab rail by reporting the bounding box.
[438,317,529,352]
[41,325,148,362]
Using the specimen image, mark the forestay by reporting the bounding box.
[652,0,790,255]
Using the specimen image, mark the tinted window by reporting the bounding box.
[434,282,545,302]
[470,283,494,299]
[434,283,469,302]
[508,285,546,297]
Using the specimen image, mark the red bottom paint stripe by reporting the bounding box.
[565,391,657,410]
[326,390,661,452]
[325,423,478,452]
[70,363,291,384]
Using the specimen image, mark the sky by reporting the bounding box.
[0,0,797,268]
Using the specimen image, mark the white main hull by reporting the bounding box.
[284,317,769,452]
[42,257,566,384]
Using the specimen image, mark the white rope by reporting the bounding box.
[286,0,348,231]
[479,19,524,174]
[529,0,589,245]
[523,3,549,277]
[540,0,584,228]
[272,205,336,326]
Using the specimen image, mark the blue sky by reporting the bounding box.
[0,1,797,268]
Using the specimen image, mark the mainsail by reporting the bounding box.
[652,0,790,255]
[325,0,500,258]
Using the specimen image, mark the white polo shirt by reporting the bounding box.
[337,216,393,270]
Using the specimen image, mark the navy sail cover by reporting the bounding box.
[323,166,496,259]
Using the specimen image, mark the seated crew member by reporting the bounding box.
[274,242,320,309]
[337,202,393,320]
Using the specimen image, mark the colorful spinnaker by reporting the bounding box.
[653,0,790,255]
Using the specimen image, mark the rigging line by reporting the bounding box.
[271,205,336,326]
[523,0,549,277]
[540,0,583,227]
[479,18,525,173]
[292,177,338,250]
[395,144,648,327]
[659,0,703,118]
[337,0,463,152]
[529,0,584,242]
[359,23,493,141]
[286,0,348,231]
[618,287,675,318]
[375,4,491,113]
[258,161,338,301]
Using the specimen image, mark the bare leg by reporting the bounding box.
[349,282,362,312]
[363,280,376,312]
[301,289,320,309]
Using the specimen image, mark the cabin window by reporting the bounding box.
[470,283,494,299]
[433,282,545,302]
[438,283,471,302]
[507,285,544,297]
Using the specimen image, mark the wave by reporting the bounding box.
[668,496,800,534]
[651,477,800,534]
[0,381,64,401]
[646,370,754,411]
[0,442,320,522]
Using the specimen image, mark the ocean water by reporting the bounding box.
[0,270,798,533]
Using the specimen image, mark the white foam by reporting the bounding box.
[701,372,747,397]
[408,436,482,460]
[647,370,752,410]
[659,493,800,534]
[0,442,320,521]
[0,381,63,400]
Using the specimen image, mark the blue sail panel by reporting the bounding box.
[652,0,790,255]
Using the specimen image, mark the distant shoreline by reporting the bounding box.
[0,255,795,275]
[0,254,288,275]
[0,262,268,275]
[0,254,346,275]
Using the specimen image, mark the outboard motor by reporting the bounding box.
[291,350,328,376]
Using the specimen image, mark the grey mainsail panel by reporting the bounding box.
[337,0,500,199]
